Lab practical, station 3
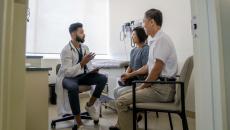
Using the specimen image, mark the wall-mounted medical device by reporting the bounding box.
[120,19,143,47]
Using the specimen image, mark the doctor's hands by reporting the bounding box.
[80,52,96,68]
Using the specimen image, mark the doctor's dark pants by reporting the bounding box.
[62,73,107,115]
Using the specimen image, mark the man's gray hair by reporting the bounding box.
[145,9,163,27]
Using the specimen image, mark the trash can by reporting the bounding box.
[49,83,57,105]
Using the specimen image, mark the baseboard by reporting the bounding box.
[186,110,195,118]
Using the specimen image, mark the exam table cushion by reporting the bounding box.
[92,59,129,68]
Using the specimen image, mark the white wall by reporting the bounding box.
[109,0,195,111]
[109,0,193,61]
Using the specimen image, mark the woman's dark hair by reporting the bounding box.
[145,8,163,27]
[133,26,148,43]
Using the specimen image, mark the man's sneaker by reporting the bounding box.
[85,103,99,121]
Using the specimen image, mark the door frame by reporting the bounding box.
[0,0,28,130]
[190,0,227,130]
[0,0,14,129]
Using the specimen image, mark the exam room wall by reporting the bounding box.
[108,0,195,112]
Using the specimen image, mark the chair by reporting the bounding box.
[51,64,99,128]
[131,56,193,130]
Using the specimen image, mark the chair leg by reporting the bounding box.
[99,105,102,118]
[133,110,137,130]
[168,113,173,130]
[156,112,159,118]
[144,111,148,130]
[180,113,188,130]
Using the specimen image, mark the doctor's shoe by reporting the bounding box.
[85,103,99,121]
[72,125,86,130]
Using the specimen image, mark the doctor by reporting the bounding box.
[56,22,107,129]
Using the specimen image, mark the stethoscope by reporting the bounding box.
[69,42,86,64]
[69,42,88,72]
[69,42,84,55]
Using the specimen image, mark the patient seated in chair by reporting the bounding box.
[114,27,149,99]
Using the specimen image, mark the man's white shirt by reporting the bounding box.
[147,30,178,78]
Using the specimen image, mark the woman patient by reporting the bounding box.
[114,26,149,99]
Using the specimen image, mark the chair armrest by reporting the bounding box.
[132,80,183,85]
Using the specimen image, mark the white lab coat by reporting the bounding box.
[55,41,94,117]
